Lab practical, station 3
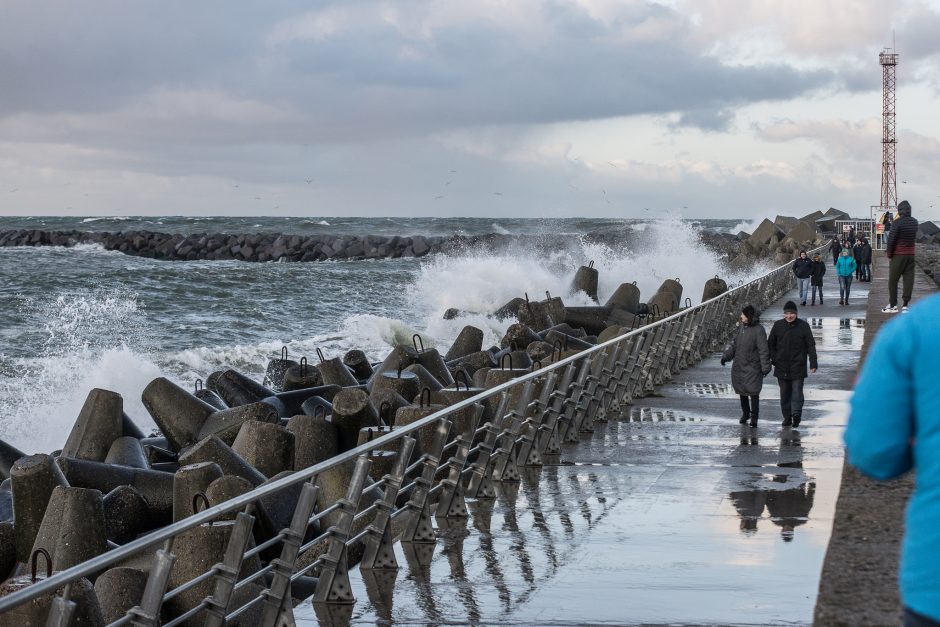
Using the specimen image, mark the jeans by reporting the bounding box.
[889,255,916,307]
[811,285,823,304]
[862,263,871,281]
[778,377,805,419]
[838,275,853,302]
[797,277,811,303]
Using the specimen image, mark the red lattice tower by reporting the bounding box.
[879,49,899,212]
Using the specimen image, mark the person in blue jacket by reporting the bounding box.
[835,247,857,306]
[844,293,940,626]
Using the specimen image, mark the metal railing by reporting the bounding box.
[0,249,818,625]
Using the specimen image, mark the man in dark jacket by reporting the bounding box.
[884,200,919,313]
[792,250,813,306]
[829,237,841,265]
[859,237,873,282]
[768,301,818,427]
[853,240,864,280]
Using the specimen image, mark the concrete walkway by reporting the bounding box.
[300,273,869,626]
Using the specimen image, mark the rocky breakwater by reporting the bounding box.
[914,220,940,287]
[0,228,449,262]
[0,267,734,623]
[722,208,841,271]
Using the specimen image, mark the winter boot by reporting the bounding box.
[792,414,801,428]
[782,416,793,427]
[749,404,759,428]
[739,397,750,424]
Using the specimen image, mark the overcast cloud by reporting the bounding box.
[2,0,939,219]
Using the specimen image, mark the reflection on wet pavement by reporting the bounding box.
[296,290,856,626]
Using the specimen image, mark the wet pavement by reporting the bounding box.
[298,279,868,626]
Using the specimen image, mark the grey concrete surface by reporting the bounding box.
[296,278,868,626]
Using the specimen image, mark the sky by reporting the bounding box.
[2,0,940,220]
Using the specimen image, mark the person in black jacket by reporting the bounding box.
[883,199,919,313]
[810,254,826,305]
[792,250,813,306]
[829,237,841,266]
[859,237,873,282]
[767,301,818,427]
[853,240,864,280]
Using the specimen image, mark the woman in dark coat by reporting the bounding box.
[810,253,826,305]
[721,304,772,427]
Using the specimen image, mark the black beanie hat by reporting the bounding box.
[783,300,798,313]
[898,200,911,215]
[742,304,757,323]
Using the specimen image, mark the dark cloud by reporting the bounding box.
[0,1,835,141]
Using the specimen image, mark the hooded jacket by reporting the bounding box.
[845,293,940,620]
[887,202,918,257]
[835,253,857,277]
[768,316,817,380]
[859,241,873,265]
[721,314,772,396]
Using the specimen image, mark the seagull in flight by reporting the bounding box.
[493,192,503,196]
[305,178,314,184]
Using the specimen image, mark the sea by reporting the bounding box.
[0,215,768,452]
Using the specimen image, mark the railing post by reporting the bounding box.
[259,480,320,627]
[556,358,592,443]
[203,509,257,627]
[490,381,534,481]
[45,583,75,627]
[128,539,176,627]
[536,363,576,456]
[437,405,481,517]
[516,371,556,465]
[313,454,372,605]
[465,393,509,499]
[361,437,415,571]
[402,419,451,544]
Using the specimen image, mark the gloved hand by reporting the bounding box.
[720,359,727,366]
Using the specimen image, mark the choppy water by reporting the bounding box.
[0,216,759,452]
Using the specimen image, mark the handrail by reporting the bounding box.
[0,244,823,620]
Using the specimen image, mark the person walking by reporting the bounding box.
[844,292,940,626]
[768,301,817,428]
[829,236,841,266]
[792,250,813,306]
[720,304,771,428]
[859,236,873,282]
[810,253,826,305]
[883,199,919,313]
[853,240,864,280]
[835,247,857,305]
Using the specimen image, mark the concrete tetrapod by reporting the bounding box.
[318,356,359,387]
[0,574,104,627]
[177,435,266,487]
[500,323,542,350]
[281,360,323,391]
[102,485,153,544]
[331,388,382,452]
[164,519,265,627]
[61,388,124,462]
[369,369,420,407]
[120,411,147,440]
[9,453,69,564]
[286,414,339,471]
[193,387,228,411]
[55,457,174,525]
[104,436,150,469]
[702,275,728,301]
[197,401,280,445]
[403,363,445,394]
[60,388,124,462]
[208,369,276,407]
[264,352,299,392]
[0,439,25,481]
[447,350,497,376]
[605,282,641,313]
[443,325,484,362]
[95,566,149,624]
[413,345,455,388]
[299,394,333,419]
[0,522,14,581]
[268,384,341,417]
[30,486,109,572]
[572,263,599,302]
[343,349,374,381]
[173,462,224,522]
[231,420,295,478]
[141,377,216,452]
